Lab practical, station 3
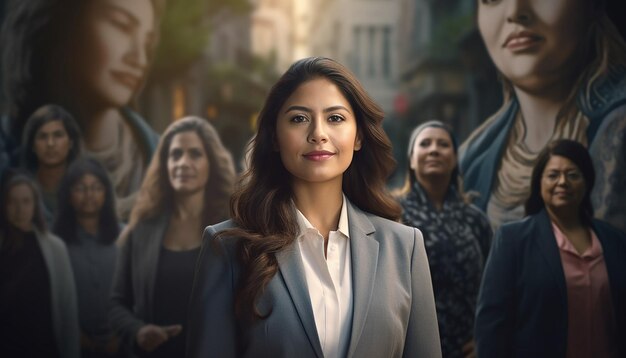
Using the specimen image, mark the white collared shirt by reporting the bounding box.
[295,196,353,358]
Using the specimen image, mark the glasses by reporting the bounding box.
[72,184,105,194]
[542,171,583,184]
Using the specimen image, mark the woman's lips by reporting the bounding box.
[503,31,543,52]
[303,151,335,161]
[111,70,141,90]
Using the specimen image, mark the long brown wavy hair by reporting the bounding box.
[219,57,401,320]
[126,116,235,232]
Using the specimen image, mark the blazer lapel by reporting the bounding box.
[345,202,378,358]
[533,210,567,303]
[142,213,170,319]
[276,245,324,358]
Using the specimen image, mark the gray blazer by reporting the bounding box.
[109,213,169,353]
[187,200,441,358]
[36,229,81,358]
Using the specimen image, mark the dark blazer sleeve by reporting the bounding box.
[109,231,145,351]
[186,225,237,358]
[474,226,516,358]
[402,227,442,358]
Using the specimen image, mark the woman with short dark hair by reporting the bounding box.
[475,139,626,358]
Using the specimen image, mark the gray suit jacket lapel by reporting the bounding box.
[346,202,378,358]
[277,245,324,358]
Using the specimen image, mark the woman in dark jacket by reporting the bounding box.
[0,173,80,358]
[475,139,626,358]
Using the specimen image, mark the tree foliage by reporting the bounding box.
[151,0,250,78]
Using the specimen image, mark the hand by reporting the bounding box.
[136,324,183,352]
[462,339,476,358]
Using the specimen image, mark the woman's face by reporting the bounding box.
[5,183,36,232]
[410,127,457,183]
[275,78,361,188]
[540,155,586,213]
[66,0,155,108]
[477,0,588,92]
[33,120,73,168]
[70,174,106,218]
[167,131,210,195]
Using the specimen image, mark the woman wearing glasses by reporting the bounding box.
[475,139,626,358]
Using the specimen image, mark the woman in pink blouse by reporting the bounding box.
[475,139,626,358]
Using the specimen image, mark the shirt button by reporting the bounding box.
[330,246,336,251]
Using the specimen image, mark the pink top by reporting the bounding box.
[552,223,618,358]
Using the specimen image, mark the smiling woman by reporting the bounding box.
[110,116,235,358]
[475,139,626,358]
[0,0,165,220]
[187,57,441,358]
[398,120,492,358]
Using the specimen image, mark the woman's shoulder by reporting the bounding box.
[361,211,418,245]
[592,219,626,242]
[36,230,67,250]
[202,219,242,250]
[463,202,491,226]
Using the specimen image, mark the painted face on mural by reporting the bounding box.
[477,0,588,93]
[64,0,156,108]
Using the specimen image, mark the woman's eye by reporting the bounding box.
[291,115,307,123]
[190,149,203,159]
[108,11,134,32]
[328,115,344,122]
[419,139,431,147]
[169,149,182,160]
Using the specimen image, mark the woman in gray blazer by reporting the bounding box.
[187,57,441,358]
[109,117,236,357]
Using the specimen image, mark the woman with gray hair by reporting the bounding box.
[399,120,492,358]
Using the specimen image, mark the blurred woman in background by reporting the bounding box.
[54,157,122,357]
[110,116,235,357]
[399,120,492,358]
[20,104,82,223]
[475,139,626,358]
[0,173,79,358]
